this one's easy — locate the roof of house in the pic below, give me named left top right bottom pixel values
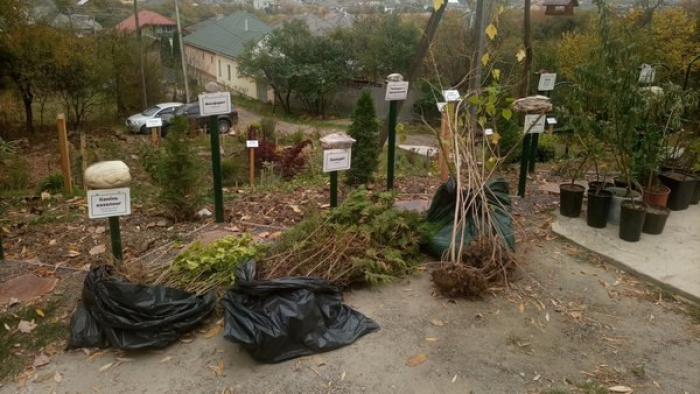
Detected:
left=183, top=12, right=271, bottom=59
left=52, top=14, right=103, bottom=31
left=276, top=12, right=354, bottom=35
left=185, top=14, right=226, bottom=34
left=115, top=10, right=175, bottom=32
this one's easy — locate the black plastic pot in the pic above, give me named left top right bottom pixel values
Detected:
left=659, top=171, right=697, bottom=211
left=587, top=181, right=614, bottom=195
left=642, top=205, right=670, bottom=235
left=586, top=189, right=613, bottom=228
left=619, top=201, right=647, bottom=242
left=614, top=176, right=639, bottom=191
left=560, top=183, right=586, bottom=218
left=690, top=176, right=700, bottom=205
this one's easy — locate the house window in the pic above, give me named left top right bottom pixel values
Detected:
left=218, top=59, right=221, bottom=77
left=227, top=65, right=231, bottom=81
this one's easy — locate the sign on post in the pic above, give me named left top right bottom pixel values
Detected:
left=385, top=81, right=409, bottom=101
left=436, top=102, right=447, bottom=113
left=638, top=64, right=656, bottom=84
left=524, top=114, right=546, bottom=134
left=323, top=149, right=352, bottom=173
left=442, top=90, right=460, bottom=102
left=146, top=118, right=162, bottom=128
left=537, top=73, right=557, bottom=91
left=246, top=140, right=259, bottom=148
left=87, top=188, right=131, bottom=219
left=198, top=92, right=232, bottom=116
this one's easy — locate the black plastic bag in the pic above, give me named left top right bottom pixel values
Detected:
left=68, top=265, right=215, bottom=350
left=68, top=302, right=107, bottom=349
left=221, top=260, right=380, bottom=363
left=425, top=177, right=515, bottom=258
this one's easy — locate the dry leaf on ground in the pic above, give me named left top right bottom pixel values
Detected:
left=33, top=354, right=50, bottom=367
left=608, top=386, right=633, bottom=393
left=430, top=319, right=444, bottom=326
left=406, top=354, right=427, bottom=367
left=98, top=362, right=114, bottom=373
left=89, top=245, right=106, bottom=256
left=18, top=320, right=37, bottom=333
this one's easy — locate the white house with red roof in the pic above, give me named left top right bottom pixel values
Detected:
left=115, top=10, right=176, bottom=38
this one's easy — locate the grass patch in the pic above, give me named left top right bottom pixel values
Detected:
left=0, top=303, right=67, bottom=381
left=576, top=381, right=607, bottom=394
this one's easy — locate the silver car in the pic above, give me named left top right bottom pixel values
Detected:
left=125, top=102, right=184, bottom=134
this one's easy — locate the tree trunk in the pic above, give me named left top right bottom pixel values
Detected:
left=21, top=90, right=34, bottom=133
left=378, top=1, right=447, bottom=147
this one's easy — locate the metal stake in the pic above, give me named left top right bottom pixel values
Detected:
left=108, top=216, right=122, bottom=260
left=387, top=100, right=398, bottom=190
left=210, top=115, right=224, bottom=223
left=330, top=171, right=338, bottom=208
left=518, top=134, right=532, bottom=197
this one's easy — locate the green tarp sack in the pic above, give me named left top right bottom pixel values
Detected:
left=424, top=177, right=515, bottom=258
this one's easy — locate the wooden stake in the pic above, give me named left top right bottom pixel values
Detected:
left=151, top=127, right=161, bottom=148
left=249, top=148, right=255, bottom=188
left=56, top=114, right=72, bottom=194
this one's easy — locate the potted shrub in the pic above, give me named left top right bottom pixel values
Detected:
left=579, top=135, right=613, bottom=228
left=558, top=150, right=589, bottom=218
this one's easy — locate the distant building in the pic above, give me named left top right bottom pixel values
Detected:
left=254, top=0, right=274, bottom=10
left=52, top=13, right=102, bottom=36
left=115, top=9, right=176, bottom=38
left=184, top=12, right=273, bottom=102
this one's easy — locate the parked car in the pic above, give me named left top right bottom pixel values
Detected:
left=161, top=102, right=238, bottom=136
left=125, top=102, right=184, bottom=134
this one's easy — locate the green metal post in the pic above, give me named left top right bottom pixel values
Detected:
left=108, top=216, right=122, bottom=261
left=528, top=133, right=540, bottom=173
left=387, top=101, right=398, bottom=190
left=517, top=134, right=532, bottom=197
left=330, top=171, right=338, bottom=208
left=210, top=115, right=224, bottom=223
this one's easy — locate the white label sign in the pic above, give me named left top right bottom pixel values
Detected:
left=537, top=73, right=557, bottom=91
left=524, top=114, right=546, bottom=134
left=323, top=149, right=352, bottom=172
left=436, top=102, right=447, bottom=113
left=146, top=118, right=162, bottom=128
left=442, top=90, right=460, bottom=102
left=546, top=117, right=557, bottom=125
left=484, top=128, right=494, bottom=136
left=198, top=92, right=232, bottom=116
left=87, top=188, right=131, bottom=219
left=639, top=64, right=656, bottom=84
left=246, top=140, right=259, bottom=148
left=385, top=81, right=409, bottom=101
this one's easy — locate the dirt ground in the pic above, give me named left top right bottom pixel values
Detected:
left=2, top=227, right=699, bottom=394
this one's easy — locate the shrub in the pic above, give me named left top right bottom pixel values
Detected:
left=498, top=117, right=522, bottom=163
left=152, top=116, right=204, bottom=220
left=37, top=173, right=63, bottom=193
left=346, top=90, right=380, bottom=186
left=221, top=157, right=243, bottom=185
left=536, top=133, right=559, bottom=162
left=0, top=155, right=29, bottom=191
left=260, top=117, right=276, bottom=142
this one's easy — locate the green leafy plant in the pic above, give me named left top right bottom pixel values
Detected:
left=260, top=188, right=434, bottom=287
left=221, top=157, right=243, bottom=185
left=345, top=90, right=380, bottom=186
left=37, top=173, right=63, bottom=193
left=260, top=117, right=276, bottom=142
left=151, top=116, right=204, bottom=220
left=0, top=155, right=29, bottom=192
left=156, top=235, right=263, bottom=294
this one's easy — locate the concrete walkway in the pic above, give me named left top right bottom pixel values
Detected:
left=552, top=204, right=700, bottom=304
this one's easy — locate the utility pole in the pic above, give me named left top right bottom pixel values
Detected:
left=175, top=0, right=190, bottom=102
left=133, top=0, right=148, bottom=108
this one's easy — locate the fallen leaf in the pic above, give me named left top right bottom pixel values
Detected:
left=204, top=325, right=221, bottom=339
left=608, top=386, right=633, bottom=393
left=54, top=372, right=62, bottom=383
left=89, top=245, right=106, bottom=256
left=18, top=320, right=37, bottom=333
left=652, top=380, right=660, bottom=389
left=289, top=204, right=302, bottom=213
left=98, top=362, right=114, bottom=373
left=430, top=319, right=444, bottom=326
left=49, top=239, right=57, bottom=246
left=41, top=191, right=51, bottom=201
left=156, top=220, right=167, bottom=227
left=4, top=323, right=11, bottom=331
left=160, top=356, right=173, bottom=363
left=36, top=309, right=45, bottom=317
left=405, top=354, right=427, bottom=367
left=533, top=374, right=541, bottom=381
left=518, top=302, right=525, bottom=314
left=33, top=354, right=50, bottom=367
left=425, top=337, right=438, bottom=342
left=341, top=371, right=346, bottom=381
left=545, top=313, right=550, bottom=322
left=452, top=374, right=458, bottom=383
